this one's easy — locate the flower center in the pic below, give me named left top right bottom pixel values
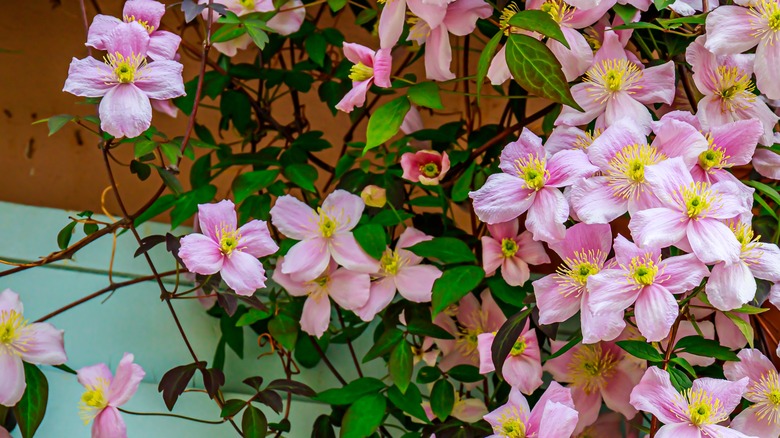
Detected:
left=605, top=143, right=666, bottom=199
left=680, top=388, right=728, bottom=427
left=420, top=162, right=440, bottom=178
left=698, top=148, right=726, bottom=171
left=380, top=250, right=402, bottom=276
left=317, top=208, right=339, bottom=238
left=456, top=326, right=481, bottom=357
left=514, top=155, right=548, bottom=191
left=349, top=62, right=374, bottom=82
left=715, top=66, right=755, bottom=111
left=501, top=238, right=518, bottom=258
left=731, top=222, right=761, bottom=255
left=217, top=224, right=241, bottom=256
left=568, top=345, right=618, bottom=394
left=556, top=250, right=606, bottom=297
left=752, top=0, right=780, bottom=33
left=239, top=0, right=256, bottom=9
left=492, top=406, right=527, bottom=438
left=509, top=337, right=527, bottom=356
left=105, top=52, right=146, bottom=84
left=584, top=59, right=644, bottom=103
left=0, top=310, right=27, bottom=349
left=539, top=0, right=573, bottom=24
left=674, top=182, right=717, bottom=219
left=746, top=371, right=780, bottom=425
left=628, top=255, right=659, bottom=286
left=79, top=379, right=110, bottom=425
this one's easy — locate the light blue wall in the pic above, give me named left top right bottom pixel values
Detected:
left=0, top=201, right=382, bottom=437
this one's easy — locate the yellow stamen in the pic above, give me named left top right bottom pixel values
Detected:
left=509, top=336, right=527, bottom=356
left=540, top=0, right=573, bottom=24
left=698, top=135, right=730, bottom=171
left=605, top=143, right=666, bottom=199
left=555, top=250, right=606, bottom=297
left=750, top=0, right=780, bottom=40
left=79, top=378, right=110, bottom=425
left=584, top=59, right=644, bottom=103
left=104, top=52, right=146, bottom=84
left=678, top=388, right=729, bottom=427
left=627, top=255, right=659, bottom=286
left=713, top=66, right=755, bottom=112
left=573, top=129, right=601, bottom=151
left=568, top=344, right=618, bottom=394
left=124, top=15, right=154, bottom=32
left=0, top=310, right=28, bottom=354
left=239, top=0, right=256, bottom=10
left=349, top=62, right=374, bottom=82
left=493, top=407, right=528, bottom=438
left=513, top=155, right=548, bottom=191
left=317, top=208, right=339, bottom=238
left=746, top=371, right=780, bottom=425
left=501, top=238, right=518, bottom=258
left=673, top=182, right=718, bottom=219
left=499, top=3, right=520, bottom=35
left=420, top=162, right=440, bottom=178
left=380, top=249, right=402, bottom=275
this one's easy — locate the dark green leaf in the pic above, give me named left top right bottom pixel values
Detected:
left=266, top=379, right=317, bottom=397
left=170, top=185, right=218, bottom=229
left=416, top=366, right=442, bottom=384
left=13, top=363, right=48, bottom=438
left=476, top=32, right=503, bottom=105
left=155, top=166, right=184, bottom=196
left=491, top=307, right=532, bottom=380
left=669, top=367, right=693, bottom=391
left=190, top=154, right=212, bottom=189
left=160, top=142, right=181, bottom=164
left=363, top=328, right=404, bottom=362
left=407, top=82, right=443, bottom=110
left=245, top=20, right=269, bottom=49
left=370, top=210, right=414, bottom=226
left=211, top=23, right=247, bottom=42
left=134, top=194, right=177, bottom=227
left=447, top=365, right=482, bottom=383
left=616, top=340, right=664, bottom=362
left=389, top=341, right=413, bottom=393
left=312, top=415, right=337, bottom=438
left=486, top=276, right=528, bottom=308
left=83, top=222, right=99, bottom=235
left=452, top=162, right=476, bottom=202
left=744, top=180, right=780, bottom=205
left=508, top=10, right=568, bottom=48
left=236, top=308, right=273, bottom=326
left=57, top=221, right=77, bottom=250
left=612, top=4, right=637, bottom=26
left=674, top=336, right=740, bottom=361
left=431, top=267, right=485, bottom=316
left=340, top=394, right=386, bottom=438
left=387, top=384, right=429, bottom=423
left=407, top=237, right=476, bottom=264
left=327, top=0, right=347, bottom=11
left=284, top=163, right=318, bottom=193
left=654, top=0, right=675, bottom=11
left=221, top=399, right=246, bottom=418
left=233, top=170, right=280, bottom=203
left=46, top=114, right=75, bottom=136
left=353, top=224, right=386, bottom=260
left=670, top=357, right=697, bottom=378
left=365, top=96, right=411, bottom=152
left=268, top=314, right=299, bottom=350
left=134, top=140, right=158, bottom=159
left=306, top=33, right=328, bottom=67
left=315, top=378, right=386, bottom=405
left=505, top=33, right=580, bottom=110
left=242, top=405, right=268, bottom=438
left=406, top=319, right=454, bottom=339
left=430, top=380, right=454, bottom=421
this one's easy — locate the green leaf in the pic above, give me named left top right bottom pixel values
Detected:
left=57, top=221, right=77, bottom=250
left=406, top=319, right=454, bottom=339
left=670, top=357, right=697, bottom=378
left=486, top=276, right=528, bottom=308
left=236, top=308, right=273, bottom=327
left=155, top=166, right=184, bottom=196
left=340, top=394, right=386, bottom=438
left=406, top=237, right=476, bottom=264
left=284, top=163, right=318, bottom=193
left=430, top=380, right=454, bottom=421
left=245, top=20, right=269, bottom=49
left=389, top=340, right=413, bottom=393
left=211, top=23, right=247, bottom=42
left=83, top=222, right=99, bottom=235
left=170, top=184, right=218, bottom=229
left=363, top=328, right=404, bottom=363
left=306, top=33, right=328, bottom=67
left=431, top=266, right=485, bottom=315
left=370, top=210, right=413, bottom=226
left=616, top=340, right=664, bottom=362
left=505, top=33, right=580, bottom=110
left=387, top=384, right=429, bottom=423
left=447, top=365, right=482, bottom=383
left=476, top=32, right=503, bottom=105
left=754, top=192, right=779, bottom=220
left=312, top=415, right=337, bottom=438
left=327, top=0, right=347, bottom=11
left=364, top=96, right=411, bottom=152
left=221, top=399, right=246, bottom=418
left=452, top=162, right=476, bottom=202
left=242, top=405, right=268, bottom=438
left=669, top=367, right=693, bottom=391
left=335, top=154, right=357, bottom=179
left=316, top=378, right=386, bottom=405
left=268, top=314, right=299, bottom=350
left=416, top=366, right=442, bottom=384
left=732, top=303, right=769, bottom=314
left=507, top=10, right=568, bottom=48
left=724, top=311, right=755, bottom=348
left=13, top=363, right=49, bottom=438
left=744, top=180, right=780, bottom=205
left=491, top=307, right=532, bottom=380
left=232, top=170, right=280, bottom=203
left=674, top=336, right=740, bottom=361
left=612, top=4, right=637, bottom=25
left=47, top=114, right=75, bottom=136
left=353, top=224, right=387, bottom=260
left=407, top=82, right=443, bottom=110
left=354, top=8, right=377, bottom=25
left=654, top=0, right=676, bottom=11
left=134, top=140, right=158, bottom=158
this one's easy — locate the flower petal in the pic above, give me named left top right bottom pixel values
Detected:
left=300, top=295, right=331, bottom=338
left=86, top=15, right=122, bottom=50
left=0, top=354, right=25, bottom=406
left=267, top=0, right=305, bottom=35
left=395, top=264, right=441, bottom=302
left=237, top=220, right=278, bottom=258
left=628, top=208, right=688, bottom=250
left=470, top=173, right=536, bottom=224
left=570, top=176, right=628, bottom=224
left=280, top=238, right=330, bottom=282
left=322, top=190, right=365, bottom=233
left=630, top=367, right=688, bottom=424
left=526, top=188, right=568, bottom=243
left=327, top=269, right=371, bottom=310
left=687, top=218, right=742, bottom=265
left=635, top=284, right=678, bottom=342
left=330, top=233, right=379, bottom=274
left=198, top=199, right=237, bottom=241
left=706, top=261, right=756, bottom=311
left=704, top=6, right=758, bottom=54
left=587, top=269, right=641, bottom=314
left=107, top=353, right=145, bottom=406
left=691, top=376, right=748, bottom=415
left=104, top=22, right=151, bottom=58
left=134, top=60, right=185, bottom=100
left=98, top=84, right=152, bottom=138
left=178, top=234, right=224, bottom=275
left=17, top=323, right=67, bottom=365
left=657, top=253, right=709, bottom=294
left=354, top=277, right=396, bottom=322
left=93, top=406, right=127, bottom=438
left=63, top=57, right=115, bottom=97
left=0, top=289, right=23, bottom=314
left=221, top=251, right=267, bottom=296
left=270, top=195, right=319, bottom=240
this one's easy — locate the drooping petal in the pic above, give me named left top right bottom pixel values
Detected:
left=98, top=84, right=152, bottom=138
left=17, top=323, right=67, bottom=365
left=525, top=188, right=568, bottom=243
left=687, top=218, right=742, bottom=265
left=335, top=80, right=371, bottom=113
left=270, top=195, right=319, bottom=240
left=220, top=251, right=267, bottom=296
left=0, top=354, right=25, bottom=406
left=134, top=60, right=185, bottom=100
left=329, top=233, right=379, bottom=274
left=442, top=0, right=491, bottom=35
left=150, top=99, right=178, bottom=117
left=354, top=277, right=397, bottom=321
left=706, top=261, right=756, bottom=311
left=482, top=237, right=503, bottom=276
left=178, top=234, right=225, bottom=275
left=423, top=25, right=455, bottom=81
left=469, top=173, right=536, bottom=224
left=629, top=367, right=688, bottom=424
left=634, top=284, right=678, bottom=342
left=107, top=353, right=145, bottom=406
left=715, top=311, right=749, bottom=350
left=704, top=6, right=758, bottom=55
left=322, top=190, right=365, bottom=232
left=147, top=30, right=182, bottom=61
left=280, top=238, right=330, bottom=282
left=503, top=351, right=544, bottom=395
left=237, top=220, right=278, bottom=258
left=77, top=363, right=114, bottom=388
left=327, top=269, right=371, bottom=310
left=92, top=406, right=127, bottom=438
left=487, top=45, right=511, bottom=85
left=395, top=264, right=441, bottom=302
left=657, top=253, right=709, bottom=294
left=501, top=256, right=531, bottom=287
left=300, top=295, right=331, bottom=338
left=476, top=332, right=496, bottom=374
left=63, top=57, right=115, bottom=97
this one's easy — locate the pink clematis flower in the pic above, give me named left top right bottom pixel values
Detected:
left=484, top=383, right=579, bottom=438
left=705, top=1, right=780, bottom=101
left=178, top=200, right=279, bottom=296
left=0, top=289, right=67, bottom=406
left=556, top=30, right=676, bottom=132
left=77, top=353, right=145, bottom=438
left=706, top=221, right=780, bottom=311
left=588, top=235, right=709, bottom=342
left=355, top=227, right=442, bottom=321
left=686, top=36, right=778, bottom=146
left=630, top=366, right=751, bottom=438
left=400, top=150, right=450, bottom=186
left=481, top=219, right=550, bottom=286
left=270, top=190, right=380, bottom=281
left=532, top=223, right=627, bottom=343
left=377, top=0, right=448, bottom=49
left=753, top=148, right=780, bottom=180
left=406, top=0, right=493, bottom=81
left=629, top=157, right=750, bottom=265
left=266, top=0, right=306, bottom=35
left=335, top=43, right=392, bottom=113
left=476, top=320, right=543, bottom=395
left=544, top=125, right=601, bottom=155
left=570, top=116, right=708, bottom=224
left=63, top=22, right=185, bottom=138
left=273, top=259, right=370, bottom=337
left=86, top=0, right=182, bottom=61
left=469, top=128, right=598, bottom=242
left=546, top=341, right=641, bottom=430
left=433, top=290, right=506, bottom=371
left=724, top=348, right=780, bottom=437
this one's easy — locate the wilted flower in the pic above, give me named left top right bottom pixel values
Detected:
left=360, top=185, right=387, bottom=208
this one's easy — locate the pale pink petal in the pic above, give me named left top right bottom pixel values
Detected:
left=487, top=45, right=511, bottom=85
left=533, top=275, right=581, bottom=324
left=355, top=277, right=396, bottom=321
left=544, top=340, right=577, bottom=381
left=78, top=363, right=114, bottom=388
left=633, top=61, right=676, bottom=105
left=124, top=0, right=166, bottom=31
left=753, top=149, right=780, bottom=179
left=644, top=157, right=694, bottom=207
left=482, top=237, right=503, bottom=276
left=537, top=401, right=579, bottom=438
left=335, top=80, right=371, bottom=113
left=147, top=31, right=182, bottom=61
left=330, top=233, right=379, bottom=273
left=571, top=386, right=602, bottom=431
left=271, top=262, right=309, bottom=296
left=280, top=238, right=330, bottom=281
left=545, top=125, right=588, bottom=155
left=93, top=406, right=127, bottom=438
left=481, top=290, right=507, bottom=332
left=395, top=264, right=440, bottom=302
left=221, top=251, right=267, bottom=296
left=341, top=42, right=375, bottom=65
left=545, top=149, right=598, bottom=187
left=635, top=284, right=678, bottom=342
left=657, top=253, right=709, bottom=294
left=655, top=423, right=704, bottom=438
left=407, top=0, right=448, bottom=29
left=587, top=269, right=641, bottom=314
left=580, top=300, right=626, bottom=344
left=526, top=188, right=568, bottom=243
left=612, top=234, right=656, bottom=266
left=327, top=268, right=370, bottom=310
left=549, top=27, right=593, bottom=82
left=86, top=15, right=122, bottom=50
left=150, top=99, right=178, bottom=117
left=715, top=311, right=749, bottom=350
left=486, top=220, right=519, bottom=241
left=691, top=376, right=748, bottom=414
left=750, top=242, right=780, bottom=281
left=267, top=0, right=305, bottom=35
left=63, top=57, right=115, bottom=97
left=503, top=352, right=543, bottom=395
left=378, top=0, right=407, bottom=48
left=704, top=6, right=758, bottom=54
left=604, top=92, right=654, bottom=130
left=755, top=38, right=780, bottom=100
left=300, top=295, right=331, bottom=337
left=0, top=426, right=10, bottom=438
left=0, top=354, right=25, bottom=406
left=706, top=261, right=756, bottom=311
left=0, top=289, right=23, bottom=314
left=452, top=398, right=488, bottom=422
left=587, top=118, right=648, bottom=169
left=651, top=117, right=709, bottom=168
left=629, top=367, right=688, bottom=424
left=372, top=48, right=393, bottom=88
left=570, top=177, right=628, bottom=224
left=470, top=173, right=536, bottom=224
left=442, top=0, right=491, bottom=35
left=212, top=33, right=252, bottom=57
left=270, top=195, right=319, bottom=240
left=198, top=199, right=237, bottom=241
left=710, top=119, right=762, bottom=166
left=556, top=83, right=607, bottom=127
left=476, top=332, right=495, bottom=374
left=629, top=208, right=688, bottom=250
left=424, top=25, right=454, bottom=81
left=516, top=231, right=550, bottom=265
left=397, top=227, right=433, bottom=265
left=237, top=220, right=278, bottom=258
left=501, top=256, right=531, bottom=287
left=499, top=129, right=545, bottom=173
left=322, top=191, right=365, bottom=232
left=687, top=219, right=742, bottom=265
left=134, top=60, right=185, bottom=100
left=724, top=348, right=776, bottom=384
left=17, top=323, right=67, bottom=365
left=107, top=353, right=145, bottom=406
left=104, top=22, right=151, bottom=58
left=593, top=30, right=628, bottom=65
left=178, top=234, right=225, bottom=275
left=99, top=84, right=152, bottom=138
left=730, top=408, right=780, bottom=438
